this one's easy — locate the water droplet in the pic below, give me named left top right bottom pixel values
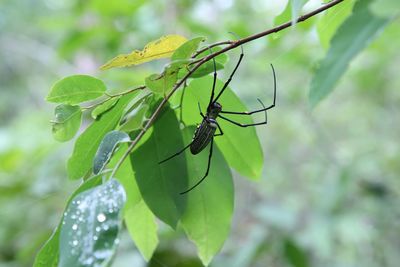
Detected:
left=97, top=213, right=106, bottom=222
left=72, top=224, right=78, bottom=230
left=102, top=224, right=109, bottom=231
left=93, top=235, right=98, bottom=241
left=71, top=214, right=77, bottom=220
left=114, top=238, right=120, bottom=245
left=72, top=240, right=78, bottom=246
left=95, top=226, right=101, bottom=232
left=63, top=212, right=68, bottom=216
left=76, top=200, right=81, bottom=204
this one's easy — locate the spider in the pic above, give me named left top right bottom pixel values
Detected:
left=160, top=43, right=277, bottom=194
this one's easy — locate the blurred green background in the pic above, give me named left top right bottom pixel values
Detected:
left=1, top=0, right=399, bottom=266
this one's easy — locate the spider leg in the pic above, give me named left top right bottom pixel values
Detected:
left=214, top=121, right=224, bottom=136
left=218, top=98, right=268, bottom=127
left=198, top=102, right=205, bottom=119
left=220, top=64, right=276, bottom=115
left=180, top=138, right=214, bottom=194
left=158, top=142, right=192, bottom=164
left=208, top=47, right=218, bottom=107
left=213, top=41, right=244, bottom=103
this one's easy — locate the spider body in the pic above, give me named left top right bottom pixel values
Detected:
left=190, top=102, right=222, bottom=155
left=160, top=41, right=277, bottom=194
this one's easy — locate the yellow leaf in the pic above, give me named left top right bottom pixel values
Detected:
left=100, top=34, right=187, bottom=70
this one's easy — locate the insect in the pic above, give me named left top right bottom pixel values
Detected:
left=160, top=43, right=277, bottom=194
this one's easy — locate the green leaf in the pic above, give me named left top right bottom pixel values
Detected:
left=180, top=76, right=264, bottom=179
left=59, top=178, right=126, bottom=267
left=51, top=104, right=82, bottom=142
left=370, top=0, right=400, bottom=17
left=179, top=46, right=228, bottom=78
left=100, top=34, right=187, bottom=70
left=171, top=36, right=205, bottom=60
left=145, top=60, right=191, bottom=95
left=145, top=72, right=177, bottom=96
left=91, top=97, right=120, bottom=119
left=309, top=0, right=390, bottom=107
left=125, top=200, right=158, bottom=261
left=119, top=101, right=149, bottom=132
left=284, top=239, right=309, bottom=267
left=113, top=146, right=159, bottom=261
left=93, top=130, right=130, bottom=175
left=317, top=0, right=355, bottom=49
left=130, top=105, right=188, bottom=228
left=46, top=75, right=106, bottom=105
left=33, top=176, right=103, bottom=267
left=67, top=93, right=136, bottom=180
left=180, top=127, right=233, bottom=266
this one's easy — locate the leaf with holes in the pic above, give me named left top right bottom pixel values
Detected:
left=100, top=34, right=187, bottom=70
left=180, top=127, right=234, bottom=266
left=59, top=178, right=126, bottom=267
left=52, top=104, right=82, bottom=142
left=46, top=75, right=106, bottom=105
left=93, top=130, right=130, bottom=175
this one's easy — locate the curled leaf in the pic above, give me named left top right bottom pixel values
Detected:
left=93, top=130, right=131, bottom=174
left=52, top=104, right=82, bottom=142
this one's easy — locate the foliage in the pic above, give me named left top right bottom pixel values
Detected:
left=1, top=0, right=400, bottom=267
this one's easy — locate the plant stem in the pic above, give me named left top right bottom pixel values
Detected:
left=82, top=85, right=146, bottom=110
left=110, top=0, right=345, bottom=178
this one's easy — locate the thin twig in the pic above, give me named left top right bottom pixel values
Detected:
left=110, top=0, right=345, bottom=177
left=82, top=85, right=146, bottom=110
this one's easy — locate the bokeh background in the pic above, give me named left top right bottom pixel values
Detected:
left=1, top=0, right=399, bottom=266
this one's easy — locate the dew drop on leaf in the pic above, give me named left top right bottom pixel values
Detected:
left=97, top=213, right=106, bottom=222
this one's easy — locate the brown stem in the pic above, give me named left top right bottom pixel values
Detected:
left=110, top=0, right=345, bottom=178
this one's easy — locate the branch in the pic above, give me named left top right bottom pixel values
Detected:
left=110, top=0, right=345, bottom=178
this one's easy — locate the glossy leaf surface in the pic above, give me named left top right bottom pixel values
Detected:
left=59, top=178, right=126, bottom=267
left=33, top=176, right=103, bottom=267
left=93, top=130, right=130, bottom=174
left=46, top=75, right=106, bottom=105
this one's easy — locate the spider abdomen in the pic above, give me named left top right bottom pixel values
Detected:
left=190, top=119, right=217, bottom=155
